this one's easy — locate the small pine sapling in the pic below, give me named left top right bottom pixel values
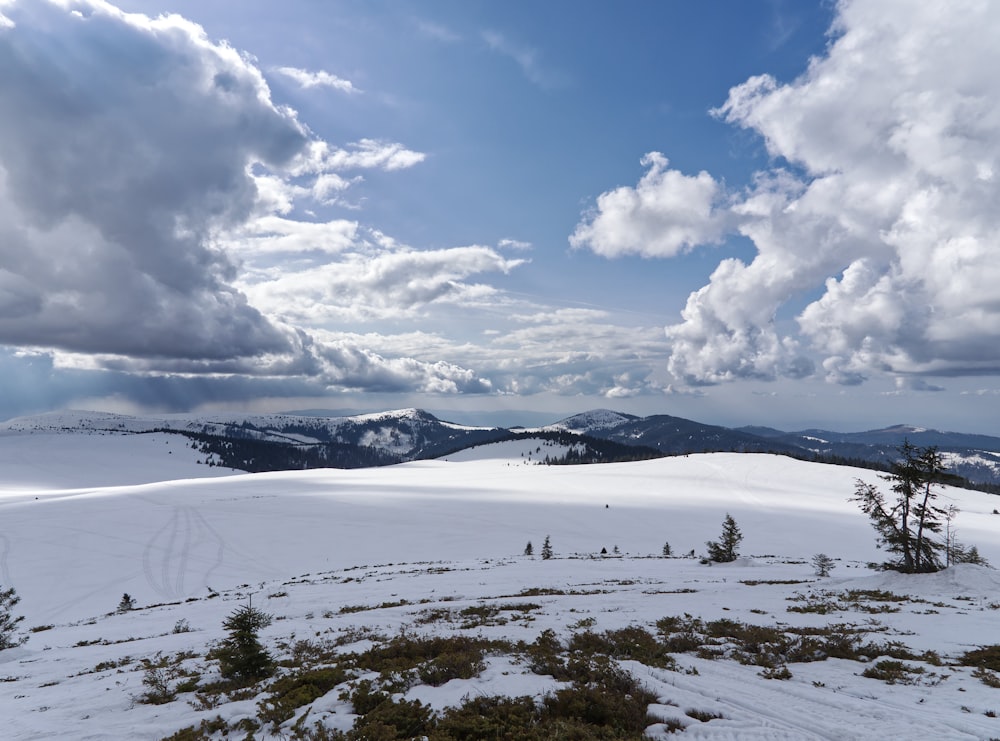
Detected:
left=215, top=602, right=274, bottom=683
left=541, top=535, right=553, bottom=560
left=662, top=542, right=672, bottom=558
left=524, top=541, right=534, bottom=557
left=118, top=593, right=137, bottom=613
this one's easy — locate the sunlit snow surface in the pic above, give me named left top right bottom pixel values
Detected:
left=2, top=438, right=1000, bottom=739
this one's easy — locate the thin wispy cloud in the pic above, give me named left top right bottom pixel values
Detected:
left=482, top=30, right=567, bottom=89
left=415, top=19, right=460, bottom=43
left=273, top=66, right=358, bottom=93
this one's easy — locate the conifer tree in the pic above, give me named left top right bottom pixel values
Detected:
left=524, top=541, right=533, bottom=556
left=541, top=535, right=553, bottom=560
left=0, top=586, right=26, bottom=650
left=705, top=513, right=742, bottom=563
left=811, top=553, right=836, bottom=577
left=215, top=602, right=273, bottom=682
left=851, top=442, right=952, bottom=573
left=662, top=542, right=672, bottom=557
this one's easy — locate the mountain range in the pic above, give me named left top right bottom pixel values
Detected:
left=2, top=407, right=999, bottom=488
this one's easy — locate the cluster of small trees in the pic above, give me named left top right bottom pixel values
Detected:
left=521, top=515, right=747, bottom=563
left=518, top=443, right=987, bottom=576
left=524, top=536, right=554, bottom=559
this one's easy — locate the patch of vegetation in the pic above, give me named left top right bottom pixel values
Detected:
left=568, top=626, right=677, bottom=670
left=972, top=667, right=1000, bottom=689
left=759, top=664, right=793, bottom=679
left=861, top=659, right=925, bottom=684
left=350, top=696, right=434, bottom=739
left=347, top=634, right=509, bottom=691
left=786, top=588, right=923, bottom=615
left=540, top=664, right=658, bottom=738
left=139, top=666, right=175, bottom=705
left=654, top=614, right=928, bottom=668
left=431, top=695, right=544, bottom=740
left=961, top=645, right=1000, bottom=672
left=339, top=599, right=412, bottom=614
left=160, top=715, right=228, bottom=741
left=258, top=666, right=351, bottom=726
left=686, top=708, right=726, bottom=722
left=82, top=656, right=134, bottom=675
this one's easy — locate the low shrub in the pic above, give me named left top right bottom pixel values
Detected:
left=258, top=666, right=350, bottom=726
left=861, top=659, right=925, bottom=684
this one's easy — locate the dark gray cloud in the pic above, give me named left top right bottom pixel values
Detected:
left=0, top=1, right=304, bottom=359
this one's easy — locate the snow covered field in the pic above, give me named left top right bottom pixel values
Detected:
left=2, top=440, right=1000, bottom=739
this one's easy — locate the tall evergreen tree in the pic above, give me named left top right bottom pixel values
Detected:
left=705, top=514, right=742, bottom=563
left=541, top=535, right=553, bottom=560
left=851, top=442, right=951, bottom=573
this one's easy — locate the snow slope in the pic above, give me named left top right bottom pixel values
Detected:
left=2, top=451, right=1000, bottom=739
left=0, top=431, right=238, bottom=489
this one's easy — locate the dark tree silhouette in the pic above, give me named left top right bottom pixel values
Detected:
left=706, top=514, right=742, bottom=563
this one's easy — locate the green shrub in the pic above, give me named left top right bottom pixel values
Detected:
left=525, top=629, right=565, bottom=677
left=345, top=679, right=390, bottom=715
left=417, top=648, right=486, bottom=686
left=350, top=697, right=433, bottom=739
left=432, top=696, right=540, bottom=740
left=972, top=666, right=1000, bottom=688
left=139, top=666, right=175, bottom=705
left=258, top=666, right=349, bottom=726
left=542, top=666, right=657, bottom=736
left=861, top=659, right=924, bottom=684
left=569, top=626, right=676, bottom=669
left=962, top=645, right=1000, bottom=672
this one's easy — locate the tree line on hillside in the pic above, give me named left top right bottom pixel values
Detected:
left=162, top=430, right=402, bottom=472
left=430, top=430, right=665, bottom=465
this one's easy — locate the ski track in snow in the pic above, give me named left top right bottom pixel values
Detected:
left=642, top=658, right=995, bottom=740
left=140, top=503, right=232, bottom=602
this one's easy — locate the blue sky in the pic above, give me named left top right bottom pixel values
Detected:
left=1, top=0, right=999, bottom=434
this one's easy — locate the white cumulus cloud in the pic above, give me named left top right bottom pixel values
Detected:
left=570, top=152, right=729, bottom=258
left=575, top=0, right=1000, bottom=387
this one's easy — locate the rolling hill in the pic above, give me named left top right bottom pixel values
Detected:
left=2, top=441, right=1000, bottom=739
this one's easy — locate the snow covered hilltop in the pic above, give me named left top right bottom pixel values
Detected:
left=2, top=443, right=1000, bottom=738
left=3, top=407, right=1000, bottom=487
